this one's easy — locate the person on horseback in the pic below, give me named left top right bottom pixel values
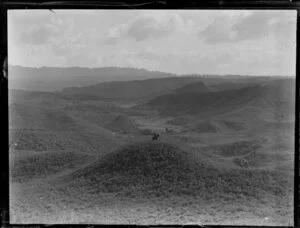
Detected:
left=152, top=132, right=160, bottom=141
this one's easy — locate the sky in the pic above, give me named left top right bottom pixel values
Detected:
left=8, top=10, right=297, bottom=76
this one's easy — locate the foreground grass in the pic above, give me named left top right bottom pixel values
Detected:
left=10, top=151, right=94, bottom=183
left=10, top=141, right=294, bottom=225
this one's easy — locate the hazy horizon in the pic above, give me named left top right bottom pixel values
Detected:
left=8, top=10, right=296, bottom=77
left=8, top=64, right=296, bottom=78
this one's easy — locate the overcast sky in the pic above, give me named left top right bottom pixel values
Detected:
left=8, top=10, right=296, bottom=76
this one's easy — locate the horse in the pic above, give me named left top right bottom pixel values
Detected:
left=152, top=133, right=160, bottom=141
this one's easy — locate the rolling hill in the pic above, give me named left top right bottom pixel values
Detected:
left=171, top=81, right=212, bottom=94
left=47, top=140, right=292, bottom=226
left=61, top=77, right=202, bottom=101
left=8, top=72, right=295, bottom=225
left=9, top=103, right=79, bottom=131
left=185, top=120, right=220, bottom=134
left=8, top=66, right=177, bottom=91
left=10, top=150, right=94, bottom=183
left=145, top=79, right=295, bottom=122
left=60, top=75, right=284, bottom=102
left=9, top=65, right=290, bottom=93
left=105, top=115, right=138, bottom=133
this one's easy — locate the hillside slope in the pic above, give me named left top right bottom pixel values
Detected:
left=9, top=66, right=177, bottom=91
left=172, top=81, right=211, bottom=94
left=9, top=103, right=79, bottom=131
left=56, top=141, right=292, bottom=198
left=61, top=77, right=202, bottom=101
left=105, top=115, right=138, bottom=133
left=145, top=79, right=295, bottom=121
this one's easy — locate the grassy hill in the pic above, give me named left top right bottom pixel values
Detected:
left=105, top=115, right=138, bottom=133
left=172, top=81, right=212, bottom=94
left=185, top=120, right=220, bottom=134
left=61, top=77, right=202, bottom=102
left=9, top=103, right=79, bottom=131
left=9, top=65, right=287, bottom=92
left=10, top=150, right=94, bottom=183
left=145, top=79, right=295, bottom=121
left=45, top=141, right=293, bottom=225
left=8, top=74, right=295, bottom=225
left=9, top=66, right=177, bottom=91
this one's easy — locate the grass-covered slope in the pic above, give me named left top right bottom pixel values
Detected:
left=10, top=151, right=93, bottom=183
left=9, top=103, right=79, bottom=131
left=105, top=115, right=138, bottom=133
left=55, top=141, right=292, bottom=203
left=145, top=79, right=295, bottom=121
left=172, top=81, right=212, bottom=94
left=62, top=77, right=201, bottom=101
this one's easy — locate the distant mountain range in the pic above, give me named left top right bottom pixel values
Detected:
left=8, top=65, right=290, bottom=92
left=8, top=65, right=177, bottom=91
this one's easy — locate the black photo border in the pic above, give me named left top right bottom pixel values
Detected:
left=0, top=1, right=299, bottom=227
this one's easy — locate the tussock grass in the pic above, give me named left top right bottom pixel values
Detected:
left=9, top=131, right=65, bottom=151
left=56, top=142, right=292, bottom=203
left=212, top=140, right=261, bottom=157
left=10, top=151, right=93, bottom=183
left=9, top=103, right=79, bottom=131
left=105, top=115, right=137, bottom=133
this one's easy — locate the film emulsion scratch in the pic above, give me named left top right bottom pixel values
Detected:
left=7, top=9, right=297, bottom=225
